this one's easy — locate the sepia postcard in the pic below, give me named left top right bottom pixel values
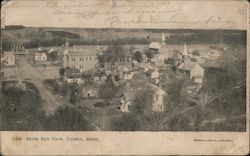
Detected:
left=0, top=0, right=249, bottom=155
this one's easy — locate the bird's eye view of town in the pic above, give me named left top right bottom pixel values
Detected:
left=0, top=26, right=246, bottom=131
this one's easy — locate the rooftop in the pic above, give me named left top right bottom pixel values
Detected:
left=65, top=68, right=81, bottom=75
left=3, top=51, right=15, bottom=56
left=178, top=61, right=198, bottom=71
left=149, top=42, right=161, bottom=50
left=68, top=49, right=97, bottom=56
left=34, top=51, right=46, bottom=56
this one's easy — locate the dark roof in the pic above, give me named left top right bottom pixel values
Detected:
left=178, top=61, right=197, bottom=71
left=65, top=68, right=81, bottom=75
left=66, top=75, right=82, bottom=78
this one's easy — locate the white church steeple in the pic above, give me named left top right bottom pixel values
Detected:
left=183, top=42, right=188, bottom=56
left=162, top=32, right=166, bottom=45
left=159, top=32, right=168, bottom=57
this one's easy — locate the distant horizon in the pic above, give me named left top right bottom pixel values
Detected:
left=2, top=25, right=247, bottom=32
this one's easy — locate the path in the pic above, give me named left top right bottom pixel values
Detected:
left=15, top=55, right=63, bottom=115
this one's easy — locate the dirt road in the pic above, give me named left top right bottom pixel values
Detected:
left=15, top=55, right=64, bottom=115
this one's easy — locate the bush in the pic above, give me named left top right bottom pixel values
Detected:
left=192, top=50, right=200, bottom=56
left=59, top=68, right=65, bottom=76
left=43, top=79, right=60, bottom=94
left=44, top=105, right=93, bottom=130
left=1, top=87, right=44, bottom=130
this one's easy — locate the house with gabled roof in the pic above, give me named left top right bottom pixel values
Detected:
left=93, top=71, right=107, bottom=82
left=119, top=82, right=166, bottom=113
left=35, top=51, right=47, bottom=61
left=150, top=85, right=166, bottom=112
left=1, top=51, right=15, bottom=66
left=149, top=42, right=161, bottom=52
left=120, top=83, right=135, bottom=112
left=64, top=68, right=84, bottom=85
left=63, top=41, right=98, bottom=72
left=177, top=61, right=204, bottom=84
left=146, top=69, right=159, bottom=79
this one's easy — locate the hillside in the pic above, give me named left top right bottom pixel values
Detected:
left=1, top=27, right=246, bottom=52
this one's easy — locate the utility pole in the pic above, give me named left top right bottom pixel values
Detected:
left=102, top=101, right=106, bottom=130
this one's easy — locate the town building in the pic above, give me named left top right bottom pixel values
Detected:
left=207, top=49, right=222, bottom=60
left=35, top=51, right=47, bottom=61
left=177, top=61, right=204, bottom=84
left=93, top=71, right=107, bottom=82
left=151, top=86, right=166, bottom=112
left=148, top=42, right=161, bottom=53
left=99, top=55, right=133, bottom=72
left=116, top=65, right=134, bottom=80
left=82, top=88, right=98, bottom=98
left=119, top=83, right=166, bottom=113
left=150, top=32, right=169, bottom=66
left=64, top=68, right=84, bottom=85
left=138, top=63, right=153, bottom=72
left=13, top=44, right=25, bottom=55
left=1, top=51, right=15, bottom=66
left=48, top=48, right=55, bottom=54
left=132, top=60, right=139, bottom=66
left=182, top=43, right=192, bottom=62
left=141, top=53, right=148, bottom=63
left=146, top=69, right=159, bottom=79
left=174, top=43, right=191, bottom=66
left=120, top=83, right=134, bottom=112
left=124, top=71, right=134, bottom=80
left=63, top=44, right=98, bottom=72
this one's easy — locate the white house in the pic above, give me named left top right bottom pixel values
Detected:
left=132, top=60, right=139, bottom=66
left=150, top=54, right=166, bottom=66
left=2, top=51, right=15, bottom=66
left=142, top=54, right=148, bottom=63
left=117, top=65, right=134, bottom=80
left=138, top=63, right=153, bottom=72
left=35, top=52, right=47, bottom=61
left=207, top=49, right=222, bottom=60
left=151, top=85, right=166, bottom=112
left=48, top=48, right=55, bottom=54
left=124, top=71, right=134, bottom=80
left=177, top=61, right=204, bottom=84
left=120, top=84, right=134, bottom=112
left=146, top=69, right=159, bottom=79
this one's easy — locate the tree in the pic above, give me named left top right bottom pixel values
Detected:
left=109, top=114, right=143, bottom=131
left=144, top=49, right=154, bottom=59
left=192, top=50, right=200, bottom=56
left=102, top=45, right=127, bottom=58
left=59, top=68, right=65, bottom=77
left=43, top=79, right=60, bottom=94
left=166, top=58, right=176, bottom=66
left=98, top=80, right=117, bottom=101
left=49, top=51, right=58, bottom=61
left=44, top=105, right=92, bottom=130
left=167, top=79, right=186, bottom=106
left=69, top=83, right=80, bottom=104
left=129, top=45, right=135, bottom=53
left=1, top=86, right=44, bottom=130
left=133, top=51, right=143, bottom=63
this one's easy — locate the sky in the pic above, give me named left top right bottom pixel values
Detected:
left=1, top=0, right=248, bottom=30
